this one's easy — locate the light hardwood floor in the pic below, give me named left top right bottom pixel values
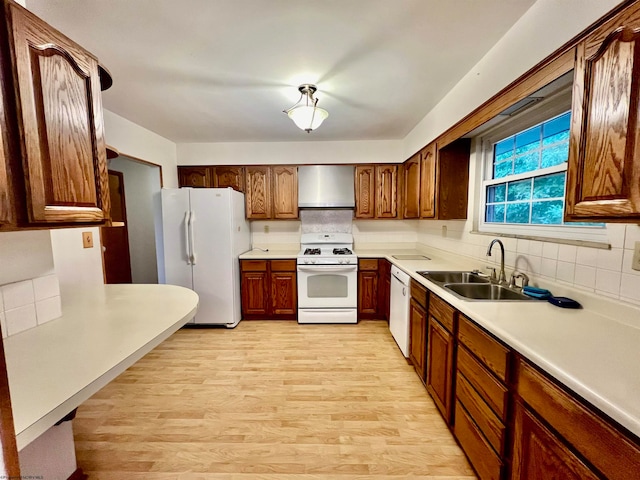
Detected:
left=74, top=320, right=476, bottom=479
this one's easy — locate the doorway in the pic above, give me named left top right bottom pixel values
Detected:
left=103, top=154, right=162, bottom=284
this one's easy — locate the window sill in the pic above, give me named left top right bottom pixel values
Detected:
left=469, top=230, right=611, bottom=250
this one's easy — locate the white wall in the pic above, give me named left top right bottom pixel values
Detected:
left=109, top=157, right=161, bottom=284
left=50, top=227, right=104, bottom=300
left=103, top=109, right=179, bottom=187
left=0, top=231, right=55, bottom=285
left=177, top=140, right=403, bottom=166
left=403, top=0, right=623, bottom=157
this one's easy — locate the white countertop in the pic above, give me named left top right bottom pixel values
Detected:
left=356, top=247, right=640, bottom=439
left=4, top=284, right=199, bottom=450
left=239, top=248, right=299, bottom=259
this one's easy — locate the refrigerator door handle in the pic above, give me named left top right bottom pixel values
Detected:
left=184, top=210, right=192, bottom=265
left=189, top=211, right=197, bottom=265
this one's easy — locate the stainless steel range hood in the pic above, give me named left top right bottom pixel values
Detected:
left=298, top=165, right=355, bottom=208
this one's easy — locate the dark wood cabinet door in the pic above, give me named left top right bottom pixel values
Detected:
left=403, top=154, right=421, bottom=218
left=178, top=166, right=213, bottom=188
left=375, top=164, right=397, bottom=218
left=420, top=143, right=436, bottom=218
left=358, top=271, right=379, bottom=318
left=566, top=29, right=640, bottom=221
left=427, top=316, right=455, bottom=423
left=272, top=166, right=298, bottom=219
left=409, top=297, right=427, bottom=380
left=511, top=401, right=599, bottom=480
left=240, top=271, right=269, bottom=317
left=0, top=66, right=16, bottom=226
left=213, top=166, right=244, bottom=192
left=436, top=139, right=470, bottom=220
left=355, top=165, right=375, bottom=218
left=270, top=271, right=297, bottom=317
left=378, top=259, right=391, bottom=321
left=245, top=166, right=272, bottom=219
left=8, top=3, right=110, bottom=224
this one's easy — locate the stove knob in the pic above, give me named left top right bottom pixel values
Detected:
left=338, top=259, right=344, bottom=264
left=311, top=259, right=316, bottom=264
left=304, top=259, right=309, bottom=264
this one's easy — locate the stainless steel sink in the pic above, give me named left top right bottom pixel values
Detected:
left=445, top=283, right=533, bottom=301
left=418, top=271, right=490, bottom=285
left=417, top=270, right=533, bottom=301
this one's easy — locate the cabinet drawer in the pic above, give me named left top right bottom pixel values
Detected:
left=240, top=260, right=268, bottom=271
left=517, top=359, right=640, bottom=480
left=410, top=279, right=427, bottom=308
left=270, top=259, right=296, bottom=271
left=454, top=401, right=503, bottom=480
left=429, top=293, right=455, bottom=332
left=456, top=372, right=505, bottom=456
left=458, top=346, right=508, bottom=420
left=359, top=258, right=379, bottom=271
left=458, top=315, right=510, bottom=382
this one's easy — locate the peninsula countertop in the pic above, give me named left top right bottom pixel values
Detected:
left=4, top=284, right=199, bottom=450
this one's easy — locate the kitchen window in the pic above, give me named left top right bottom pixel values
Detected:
left=477, top=93, right=606, bottom=243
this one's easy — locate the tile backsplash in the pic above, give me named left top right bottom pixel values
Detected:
left=0, top=274, right=62, bottom=338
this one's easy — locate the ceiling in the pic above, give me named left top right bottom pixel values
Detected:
left=26, top=0, right=536, bottom=143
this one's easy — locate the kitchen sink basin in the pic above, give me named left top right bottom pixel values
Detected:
left=418, top=271, right=490, bottom=285
left=445, top=283, right=533, bottom=301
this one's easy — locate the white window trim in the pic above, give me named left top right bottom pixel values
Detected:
left=474, top=90, right=609, bottom=245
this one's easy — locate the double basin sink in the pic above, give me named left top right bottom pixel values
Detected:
left=417, top=271, right=533, bottom=301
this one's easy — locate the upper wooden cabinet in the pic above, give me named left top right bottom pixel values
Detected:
left=355, top=164, right=398, bottom=219
left=178, top=166, right=213, bottom=188
left=0, top=1, right=110, bottom=228
left=419, top=144, right=436, bottom=218
left=245, top=166, right=272, bottom=219
left=271, top=166, right=298, bottom=219
left=566, top=24, right=640, bottom=221
left=402, top=153, right=421, bottom=218
left=401, top=140, right=469, bottom=220
left=213, top=166, right=244, bottom=192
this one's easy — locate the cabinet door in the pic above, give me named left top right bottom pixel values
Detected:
left=358, top=271, right=379, bottom=318
left=436, top=139, right=470, bottom=220
left=427, top=316, right=455, bottom=423
left=420, top=143, right=436, bottom=218
left=213, top=166, right=244, bottom=192
left=354, top=165, right=375, bottom=218
left=375, top=165, right=398, bottom=218
left=8, top=4, right=110, bottom=224
left=511, top=401, right=599, bottom=480
left=409, top=297, right=427, bottom=380
left=178, top=166, right=213, bottom=188
left=272, top=166, right=298, bottom=219
left=566, top=30, right=640, bottom=220
left=403, top=154, right=421, bottom=218
left=245, top=166, right=272, bottom=219
left=0, top=67, right=16, bottom=226
left=270, top=271, right=297, bottom=317
left=240, top=271, right=269, bottom=317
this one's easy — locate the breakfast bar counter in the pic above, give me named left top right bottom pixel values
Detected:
left=4, top=284, right=199, bottom=450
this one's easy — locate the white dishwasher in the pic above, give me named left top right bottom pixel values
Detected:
left=389, top=265, right=411, bottom=357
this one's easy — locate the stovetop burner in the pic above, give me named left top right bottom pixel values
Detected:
left=333, top=248, right=353, bottom=255
left=304, top=248, right=321, bottom=255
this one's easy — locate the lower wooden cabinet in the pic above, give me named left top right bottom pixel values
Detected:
left=409, top=279, right=427, bottom=381
left=357, top=258, right=391, bottom=320
left=511, top=400, right=598, bottom=480
left=426, top=293, right=457, bottom=424
left=240, top=259, right=296, bottom=320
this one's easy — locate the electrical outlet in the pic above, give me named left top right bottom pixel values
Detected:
left=632, top=241, right=640, bottom=271
left=82, top=231, right=94, bottom=248
left=264, top=224, right=270, bottom=234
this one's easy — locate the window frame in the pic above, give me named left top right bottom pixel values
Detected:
left=476, top=90, right=607, bottom=243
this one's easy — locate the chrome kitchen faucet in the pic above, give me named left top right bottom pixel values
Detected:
left=486, top=239, right=507, bottom=285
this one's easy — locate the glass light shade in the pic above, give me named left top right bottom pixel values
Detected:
left=288, top=105, right=329, bottom=131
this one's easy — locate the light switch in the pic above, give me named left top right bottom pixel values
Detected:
left=82, top=231, right=94, bottom=248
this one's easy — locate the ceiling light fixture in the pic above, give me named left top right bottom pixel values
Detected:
left=283, top=84, right=329, bottom=133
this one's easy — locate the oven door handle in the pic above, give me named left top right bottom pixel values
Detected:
left=297, top=265, right=357, bottom=273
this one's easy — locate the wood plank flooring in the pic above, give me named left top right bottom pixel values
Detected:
left=74, top=320, right=476, bottom=479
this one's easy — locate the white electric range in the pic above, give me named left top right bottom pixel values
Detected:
left=296, top=233, right=358, bottom=324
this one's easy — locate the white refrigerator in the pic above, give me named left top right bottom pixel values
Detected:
left=160, top=188, right=251, bottom=327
